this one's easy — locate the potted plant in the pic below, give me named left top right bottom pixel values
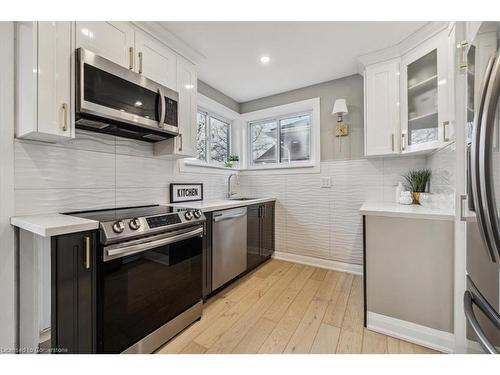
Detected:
left=225, top=154, right=240, bottom=168
left=403, top=169, right=432, bottom=205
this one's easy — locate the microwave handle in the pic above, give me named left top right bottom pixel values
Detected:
left=158, top=88, right=166, bottom=128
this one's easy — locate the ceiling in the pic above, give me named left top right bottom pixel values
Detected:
left=161, top=22, right=427, bottom=103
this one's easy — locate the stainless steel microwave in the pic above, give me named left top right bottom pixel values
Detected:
left=75, top=48, right=179, bottom=142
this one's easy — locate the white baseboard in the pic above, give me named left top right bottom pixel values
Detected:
left=367, top=311, right=455, bottom=353
left=272, top=251, right=363, bottom=275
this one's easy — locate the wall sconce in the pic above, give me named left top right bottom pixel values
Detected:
left=332, top=99, right=349, bottom=137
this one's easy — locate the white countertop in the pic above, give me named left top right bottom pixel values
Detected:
left=169, top=197, right=276, bottom=212
left=359, top=202, right=455, bottom=221
left=11, top=214, right=99, bottom=237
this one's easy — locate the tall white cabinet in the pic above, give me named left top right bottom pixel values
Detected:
left=16, top=22, right=75, bottom=142
left=16, top=21, right=198, bottom=158
left=364, top=59, right=401, bottom=156
left=361, top=23, right=455, bottom=157
left=154, top=56, right=197, bottom=158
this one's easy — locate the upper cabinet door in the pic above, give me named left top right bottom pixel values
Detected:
left=135, top=32, right=177, bottom=90
left=37, top=22, right=73, bottom=139
left=400, top=30, right=449, bottom=153
left=75, top=21, right=135, bottom=69
left=364, top=58, right=401, bottom=156
left=175, top=57, right=197, bottom=157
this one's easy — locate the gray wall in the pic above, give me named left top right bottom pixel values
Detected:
left=240, top=74, right=364, bottom=161
left=197, top=80, right=240, bottom=113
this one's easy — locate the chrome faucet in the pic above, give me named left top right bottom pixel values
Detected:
left=227, top=173, right=237, bottom=198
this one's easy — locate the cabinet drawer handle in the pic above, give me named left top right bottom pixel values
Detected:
left=84, top=236, right=91, bottom=269
left=128, top=47, right=134, bottom=70
left=62, top=103, right=68, bottom=131
left=138, top=51, right=143, bottom=74
left=443, top=121, right=450, bottom=142
left=391, top=133, right=395, bottom=152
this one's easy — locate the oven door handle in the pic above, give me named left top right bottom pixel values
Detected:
left=104, top=227, right=203, bottom=261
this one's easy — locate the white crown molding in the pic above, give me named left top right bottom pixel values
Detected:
left=133, top=22, right=206, bottom=65
left=357, top=21, right=450, bottom=71
left=367, top=311, right=455, bottom=353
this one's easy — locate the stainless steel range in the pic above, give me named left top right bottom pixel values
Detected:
left=68, top=204, right=206, bottom=354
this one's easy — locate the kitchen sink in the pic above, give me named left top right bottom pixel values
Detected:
left=229, top=197, right=258, bottom=201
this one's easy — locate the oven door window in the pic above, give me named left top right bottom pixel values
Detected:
left=84, top=63, right=161, bottom=121
left=100, top=234, right=202, bottom=353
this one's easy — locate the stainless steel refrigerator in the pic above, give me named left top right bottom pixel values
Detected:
left=466, top=21, right=500, bottom=354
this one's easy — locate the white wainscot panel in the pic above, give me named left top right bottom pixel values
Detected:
left=116, top=154, right=174, bottom=188
left=382, top=156, right=427, bottom=201
left=115, top=136, right=154, bottom=157
left=15, top=141, right=116, bottom=189
left=59, top=129, right=116, bottom=154
left=15, top=188, right=116, bottom=215
left=115, top=188, right=168, bottom=207
left=329, top=159, right=384, bottom=187
left=283, top=174, right=331, bottom=259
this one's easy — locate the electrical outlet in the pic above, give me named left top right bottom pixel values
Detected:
left=321, top=177, right=332, bottom=188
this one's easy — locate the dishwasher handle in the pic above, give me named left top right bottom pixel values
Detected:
left=213, top=211, right=247, bottom=222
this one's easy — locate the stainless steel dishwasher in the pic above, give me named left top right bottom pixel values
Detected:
left=212, top=207, right=247, bottom=290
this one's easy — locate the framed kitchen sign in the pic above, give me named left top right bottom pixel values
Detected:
left=169, top=183, right=204, bottom=203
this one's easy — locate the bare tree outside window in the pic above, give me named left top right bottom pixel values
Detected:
left=210, top=117, right=229, bottom=163
left=197, top=112, right=207, bottom=161
left=251, top=121, right=277, bottom=164
left=196, top=110, right=230, bottom=164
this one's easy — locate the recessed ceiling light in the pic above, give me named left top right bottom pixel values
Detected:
left=260, top=56, right=270, bottom=64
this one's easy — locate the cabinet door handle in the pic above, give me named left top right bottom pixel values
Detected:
left=443, top=121, right=450, bottom=142
left=179, top=133, right=183, bottom=151
left=128, top=47, right=134, bottom=70
left=138, top=51, right=143, bottom=74
left=401, top=133, right=406, bottom=151
left=62, top=103, right=68, bottom=131
left=460, top=194, right=467, bottom=222
left=391, top=134, right=395, bottom=152
left=84, top=236, right=91, bottom=270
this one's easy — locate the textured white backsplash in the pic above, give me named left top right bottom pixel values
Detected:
left=14, top=130, right=229, bottom=215
left=426, top=142, right=456, bottom=195
left=16, top=129, right=444, bottom=267
left=238, top=156, right=427, bottom=265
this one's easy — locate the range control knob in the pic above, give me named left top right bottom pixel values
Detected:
left=184, top=211, right=194, bottom=220
left=129, top=218, right=141, bottom=230
left=112, top=220, right=125, bottom=233
left=193, top=210, right=202, bottom=219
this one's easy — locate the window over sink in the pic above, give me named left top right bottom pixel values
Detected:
left=249, top=112, right=312, bottom=167
left=196, top=109, right=230, bottom=165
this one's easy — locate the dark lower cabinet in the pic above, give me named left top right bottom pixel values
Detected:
left=51, top=230, right=97, bottom=354
left=247, top=202, right=275, bottom=272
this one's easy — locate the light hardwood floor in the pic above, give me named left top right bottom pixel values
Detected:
left=157, top=259, right=439, bottom=354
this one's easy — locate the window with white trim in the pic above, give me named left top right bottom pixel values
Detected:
left=196, top=110, right=230, bottom=164
left=249, top=112, right=312, bottom=167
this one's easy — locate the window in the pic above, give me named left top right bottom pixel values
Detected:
left=197, top=110, right=230, bottom=164
left=249, top=113, right=311, bottom=166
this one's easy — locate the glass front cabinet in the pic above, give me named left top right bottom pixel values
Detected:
left=400, top=31, right=451, bottom=153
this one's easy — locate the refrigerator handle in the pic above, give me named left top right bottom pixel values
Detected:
left=464, top=291, right=499, bottom=354
left=471, top=52, right=499, bottom=263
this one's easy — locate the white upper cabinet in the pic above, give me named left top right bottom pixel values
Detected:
left=135, top=32, right=177, bottom=90
left=364, top=59, right=401, bottom=156
left=154, top=57, right=197, bottom=158
left=16, top=22, right=74, bottom=142
left=400, top=30, right=450, bottom=153
left=75, top=21, right=135, bottom=69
